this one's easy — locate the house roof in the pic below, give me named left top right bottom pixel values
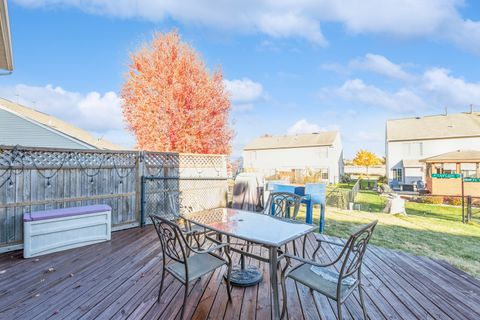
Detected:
left=244, top=132, right=338, bottom=151
left=421, top=150, right=480, bottom=163
left=0, top=97, right=125, bottom=150
left=0, top=0, right=13, bottom=72
left=386, top=112, right=480, bottom=142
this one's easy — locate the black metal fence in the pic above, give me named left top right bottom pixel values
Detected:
left=140, top=176, right=228, bottom=225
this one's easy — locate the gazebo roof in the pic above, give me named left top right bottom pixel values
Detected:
left=421, top=150, right=480, bottom=163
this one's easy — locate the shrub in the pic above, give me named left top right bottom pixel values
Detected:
left=445, top=196, right=463, bottom=206
left=422, top=196, right=444, bottom=205
left=377, top=175, right=388, bottom=185
left=340, top=173, right=352, bottom=183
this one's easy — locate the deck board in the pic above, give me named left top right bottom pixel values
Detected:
left=1, top=226, right=480, bottom=320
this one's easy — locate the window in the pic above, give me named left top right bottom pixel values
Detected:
left=321, top=171, right=329, bottom=180
left=393, top=168, right=403, bottom=182
left=461, top=163, right=477, bottom=178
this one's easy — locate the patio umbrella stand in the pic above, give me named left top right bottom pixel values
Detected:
left=224, top=250, right=263, bottom=287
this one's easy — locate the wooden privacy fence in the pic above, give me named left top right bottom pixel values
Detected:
left=0, top=146, right=228, bottom=252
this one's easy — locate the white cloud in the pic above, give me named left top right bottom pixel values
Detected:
left=423, top=68, right=480, bottom=108
left=224, top=78, right=265, bottom=111
left=13, top=0, right=480, bottom=53
left=287, top=119, right=338, bottom=135
left=257, top=13, right=327, bottom=45
left=326, top=79, right=427, bottom=112
left=0, top=83, right=134, bottom=147
left=349, top=54, right=413, bottom=81
left=224, top=78, right=264, bottom=102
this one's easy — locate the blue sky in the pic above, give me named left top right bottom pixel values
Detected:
left=3, top=1, right=480, bottom=158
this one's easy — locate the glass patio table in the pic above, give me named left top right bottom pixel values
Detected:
left=183, top=207, right=316, bottom=320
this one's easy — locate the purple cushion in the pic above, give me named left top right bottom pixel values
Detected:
left=24, top=205, right=111, bottom=222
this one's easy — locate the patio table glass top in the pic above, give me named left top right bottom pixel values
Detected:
left=183, top=207, right=316, bottom=247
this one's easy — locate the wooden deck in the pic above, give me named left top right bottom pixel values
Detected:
left=1, top=226, right=480, bottom=319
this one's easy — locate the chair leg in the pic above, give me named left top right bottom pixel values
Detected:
left=158, top=268, right=166, bottom=302
left=359, top=283, right=368, bottom=320
left=180, top=282, right=188, bottom=320
left=337, top=301, right=343, bottom=320
left=280, top=277, right=288, bottom=319
left=226, top=264, right=232, bottom=302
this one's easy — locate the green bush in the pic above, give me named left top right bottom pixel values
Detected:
left=422, top=196, right=444, bottom=205
left=340, top=173, right=352, bottom=183
left=377, top=175, right=388, bottom=184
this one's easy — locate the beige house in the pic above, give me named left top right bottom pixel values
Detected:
left=386, top=112, right=480, bottom=190
left=243, top=132, right=343, bottom=183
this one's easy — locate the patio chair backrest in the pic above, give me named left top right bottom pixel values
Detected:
left=167, top=192, right=182, bottom=218
left=339, top=220, right=378, bottom=279
left=264, top=192, right=302, bottom=220
left=150, top=214, right=188, bottom=264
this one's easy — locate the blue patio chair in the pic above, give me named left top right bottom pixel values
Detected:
left=281, top=220, right=378, bottom=320
left=150, top=214, right=233, bottom=320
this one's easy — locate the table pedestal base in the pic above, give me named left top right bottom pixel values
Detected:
left=226, top=265, right=263, bottom=287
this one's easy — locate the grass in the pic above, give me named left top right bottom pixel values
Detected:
left=297, top=190, right=480, bottom=278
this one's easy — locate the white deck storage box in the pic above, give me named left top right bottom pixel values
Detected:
left=23, top=205, right=111, bottom=258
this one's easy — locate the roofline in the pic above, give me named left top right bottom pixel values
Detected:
left=387, top=134, right=480, bottom=143
left=0, top=105, right=97, bottom=149
left=386, top=111, right=480, bottom=123
left=0, top=0, right=13, bottom=72
left=244, top=143, right=334, bottom=151
left=422, top=159, right=480, bottom=163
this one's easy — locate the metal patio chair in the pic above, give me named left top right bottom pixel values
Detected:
left=150, top=214, right=233, bottom=320
left=281, top=220, right=378, bottom=320
left=263, top=192, right=307, bottom=257
left=263, top=192, right=302, bottom=219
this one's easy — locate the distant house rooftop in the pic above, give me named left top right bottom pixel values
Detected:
left=0, top=97, right=124, bottom=150
left=421, top=150, right=480, bottom=163
left=244, top=132, right=338, bottom=151
left=386, top=112, right=480, bottom=142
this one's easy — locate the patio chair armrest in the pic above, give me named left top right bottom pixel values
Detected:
left=283, top=253, right=337, bottom=268
left=314, top=234, right=344, bottom=247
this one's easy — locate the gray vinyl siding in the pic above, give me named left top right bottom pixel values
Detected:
left=0, top=109, right=92, bottom=149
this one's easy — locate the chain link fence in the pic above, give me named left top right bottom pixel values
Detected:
left=140, top=176, right=228, bottom=225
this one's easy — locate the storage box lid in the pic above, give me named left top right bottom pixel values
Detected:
left=24, top=205, right=111, bottom=222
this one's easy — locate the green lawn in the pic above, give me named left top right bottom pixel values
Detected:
left=297, top=190, right=480, bottom=278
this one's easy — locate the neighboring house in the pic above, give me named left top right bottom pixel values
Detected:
left=386, top=111, right=480, bottom=189
left=0, top=97, right=123, bottom=150
left=243, top=132, right=343, bottom=184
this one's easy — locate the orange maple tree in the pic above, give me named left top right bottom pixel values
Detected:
left=121, top=31, right=233, bottom=154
